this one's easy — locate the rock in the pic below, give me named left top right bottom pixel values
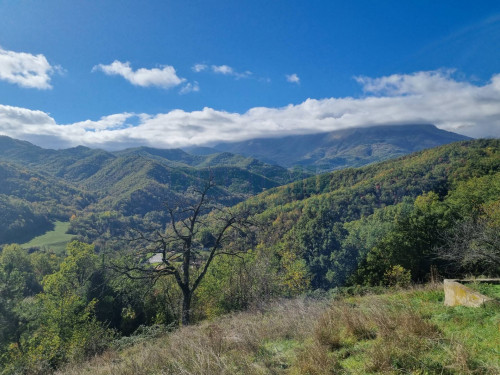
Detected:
left=444, top=279, right=493, bottom=307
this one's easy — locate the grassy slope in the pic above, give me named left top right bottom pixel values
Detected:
left=58, top=286, right=500, bottom=375
left=21, top=221, right=74, bottom=254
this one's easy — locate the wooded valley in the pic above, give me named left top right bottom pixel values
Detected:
left=0, top=136, right=498, bottom=374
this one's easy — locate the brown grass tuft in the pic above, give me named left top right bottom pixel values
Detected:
left=290, top=340, right=341, bottom=375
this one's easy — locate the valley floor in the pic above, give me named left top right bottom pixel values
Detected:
left=57, top=284, right=500, bottom=375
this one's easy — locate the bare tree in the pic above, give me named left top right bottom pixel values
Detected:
left=111, top=176, right=253, bottom=325
left=438, top=217, right=500, bottom=276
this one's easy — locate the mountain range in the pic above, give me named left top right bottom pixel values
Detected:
left=0, top=124, right=474, bottom=244
left=0, top=136, right=306, bottom=244
left=208, top=124, right=470, bottom=172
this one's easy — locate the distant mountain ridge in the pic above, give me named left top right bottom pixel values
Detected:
left=0, top=137, right=304, bottom=185
left=0, top=124, right=473, bottom=244
left=0, top=136, right=309, bottom=244
left=213, top=124, right=471, bottom=172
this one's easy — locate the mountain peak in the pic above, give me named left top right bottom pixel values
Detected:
left=215, top=124, right=471, bottom=171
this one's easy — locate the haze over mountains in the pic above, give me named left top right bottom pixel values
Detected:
left=210, top=124, right=471, bottom=172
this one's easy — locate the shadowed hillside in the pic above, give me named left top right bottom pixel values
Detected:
left=215, top=124, right=470, bottom=172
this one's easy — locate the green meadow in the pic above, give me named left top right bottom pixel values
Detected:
left=22, top=221, right=74, bottom=254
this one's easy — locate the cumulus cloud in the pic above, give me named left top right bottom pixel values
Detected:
left=286, top=73, right=300, bottom=84
left=0, top=47, right=59, bottom=89
left=92, top=60, right=185, bottom=89
left=1, top=70, right=499, bottom=149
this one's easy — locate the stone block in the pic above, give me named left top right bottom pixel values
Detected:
left=443, top=279, right=493, bottom=307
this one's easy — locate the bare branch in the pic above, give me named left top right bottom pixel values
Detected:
left=438, top=217, right=500, bottom=274
left=115, top=173, right=253, bottom=325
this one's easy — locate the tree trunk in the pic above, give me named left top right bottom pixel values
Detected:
left=181, top=289, right=192, bottom=325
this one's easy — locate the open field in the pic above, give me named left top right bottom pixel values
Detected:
left=21, top=221, right=74, bottom=254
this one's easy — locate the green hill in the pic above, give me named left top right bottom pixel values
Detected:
left=230, top=139, right=500, bottom=288
left=0, top=136, right=309, bottom=244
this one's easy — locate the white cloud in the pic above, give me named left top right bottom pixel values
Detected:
left=92, top=60, right=185, bottom=89
left=179, top=81, right=200, bottom=94
left=0, top=47, right=58, bottom=89
left=193, top=63, right=252, bottom=79
left=1, top=70, right=499, bottom=150
left=210, top=65, right=251, bottom=79
left=192, top=63, right=208, bottom=72
left=355, top=69, right=463, bottom=95
left=211, top=64, right=234, bottom=75
left=286, top=73, right=300, bottom=84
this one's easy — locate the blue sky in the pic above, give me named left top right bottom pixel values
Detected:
left=0, top=0, right=499, bottom=149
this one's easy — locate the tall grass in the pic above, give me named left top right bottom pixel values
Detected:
left=56, top=285, right=500, bottom=375
left=57, top=298, right=326, bottom=375
left=292, top=286, right=499, bottom=374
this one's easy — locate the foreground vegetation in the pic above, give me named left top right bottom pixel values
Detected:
left=1, top=139, right=499, bottom=374
left=57, top=286, right=500, bottom=375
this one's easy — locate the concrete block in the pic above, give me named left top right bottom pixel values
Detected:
left=444, top=279, right=493, bottom=307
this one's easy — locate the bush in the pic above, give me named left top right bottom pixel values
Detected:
left=383, top=265, right=411, bottom=288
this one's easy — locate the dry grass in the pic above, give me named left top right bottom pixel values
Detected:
left=55, top=285, right=500, bottom=375
left=289, top=340, right=341, bottom=375
left=56, top=298, right=327, bottom=375
left=289, top=289, right=491, bottom=375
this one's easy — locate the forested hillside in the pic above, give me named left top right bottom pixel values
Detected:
left=0, top=136, right=309, bottom=245
left=0, top=125, right=471, bottom=245
left=231, top=139, right=499, bottom=290
left=0, top=162, right=93, bottom=243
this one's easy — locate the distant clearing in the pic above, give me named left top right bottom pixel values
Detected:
left=22, top=221, right=74, bottom=254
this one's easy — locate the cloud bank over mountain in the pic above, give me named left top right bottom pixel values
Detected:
left=0, top=70, right=498, bottom=149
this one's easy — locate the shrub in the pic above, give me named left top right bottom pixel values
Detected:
left=383, top=265, right=411, bottom=288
